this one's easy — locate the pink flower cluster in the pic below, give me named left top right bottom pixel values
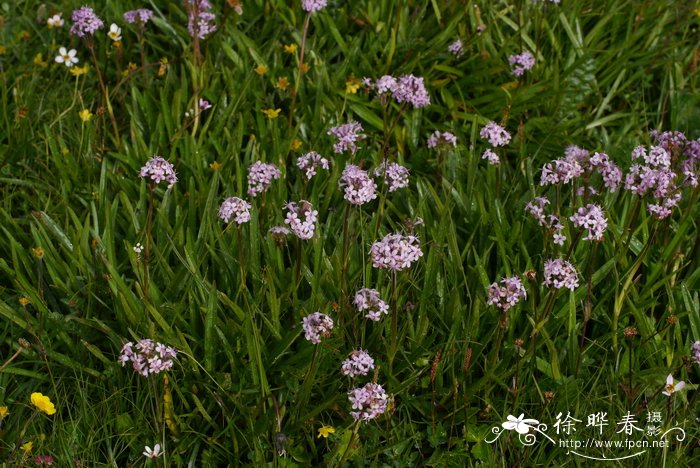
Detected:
left=487, top=276, right=527, bottom=311
left=508, top=51, right=535, bottom=76
left=540, top=146, right=622, bottom=191
left=339, top=164, right=377, bottom=205
left=247, top=161, right=281, bottom=197
left=370, top=233, right=423, bottom=271
left=186, top=0, right=216, bottom=39
left=328, top=121, right=365, bottom=154
left=692, top=341, right=700, bottom=365
left=353, top=288, right=389, bottom=321
left=427, top=130, right=457, bottom=149
left=284, top=200, right=318, bottom=240
left=341, top=349, right=375, bottom=378
left=219, top=197, right=251, bottom=224
left=123, top=8, right=154, bottom=24
left=543, top=259, right=579, bottom=290
left=119, top=339, right=177, bottom=377
left=70, top=6, right=104, bottom=37
left=301, top=311, right=334, bottom=344
left=139, top=156, right=178, bottom=188
left=623, top=131, right=700, bottom=219
left=374, top=161, right=410, bottom=192
left=297, top=151, right=329, bottom=180
left=302, top=0, right=328, bottom=13
left=366, top=74, right=431, bottom=108
left=347, top=382, right=388, bottom=422
left=479, top=122, right=511, bottom=165
left=570, top=204, right=607, bottom=241
left=525, top=197, right=566, bottom=245
left=448, top=39, right=463, bottom=56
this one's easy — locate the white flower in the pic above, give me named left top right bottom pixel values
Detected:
left=502, top=414, right=539, bottom=434
left=47, top=14, right=64, bottom=28
left=133, top=243, right=143, bottom=254
left=55, top=47, right=79, bottom=67
left=143, top=444, right=162, bottom=458
left=662, top=374, right=686, bottom=396
left=108, top=23, right=122, bottom=42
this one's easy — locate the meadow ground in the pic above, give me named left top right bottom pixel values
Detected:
left=0, top=0, right=699, bottom=466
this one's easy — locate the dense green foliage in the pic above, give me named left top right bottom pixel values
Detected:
left=1, top=0, right=699, bottom=466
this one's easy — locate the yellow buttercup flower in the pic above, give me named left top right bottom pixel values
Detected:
left=262, top=108, right=282, bottom=119
left=19, top=296, right=30, bottom=306
left=30, top=392, right=56, bottom=416
left=283, top=43, right=297, bottom=54
left=79, top=109, right=93, bottom=122
left=21, top=441, right=33, bottom=452
left=291, top=139, right=302, bottom=150
left=317, top=425, right=335, bottom=438
left=209, top=161, right=221, bottom=170
left=300, top=63, right=309, bottom=73
left=0, top=45, right=6, bottom=55
left=276, top=76, right=289, bottom=90
left=70, top=64, right=89, bottom=76
left=33, top=53, right=48, bottom=68
left=0, top=406, right=8, bottom=418
left=32, top=247, right=44, bottom=259
left=345, top=77, right=361, bottom=94
left=254, top=64, right=268, bottom=75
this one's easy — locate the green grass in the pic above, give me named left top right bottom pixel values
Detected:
left=1, top=0, right=699, bottom=466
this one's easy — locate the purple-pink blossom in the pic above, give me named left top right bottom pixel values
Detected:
left=543, top=259, right=579, bottom=290
left=370, top=233, right=423, bottom=271
left=692, top=341, right=700, bottom=365
left=487, top=276, right=527, bottom=311
left=186, top=0, right=216, bottom=39
left=570, top=204, right=607, bottom=241
left=480, top=122, right=511, bottom=147
left=119, top=339, right=177, bottom=377
left=284, top=200, right=318, bottom=240
left=374, top=161, right=409, bottom=192
left=301, top=311, right=333, bottom=344
left=219, top=197, right=251, bottom=224
left=448, top=39, right=463, bottom=56
left=509, top=51, right=535, bottom=76
left=341, top=349, right=375, bottom=378
left=247, top=161, right=281, bottom=197
left=353, top=288, right=389, bottom=321
left=70, top=6, right=104, bottom=37
left=482, top=149, right=500, bottom=165
left=297, top=151, right=329, bottom=180
left=339, top=164, right=377, bottom=205
left=427, top=131, right=457, bottom=148
left=139, top=156, right=178, bottom=188
left=328, top=121, right=365, bottom=154
left=348, top=382, right=388, bottom=422
left=123, top=8, right=154, bottom=25
left=392, top=74, right=430, bottom=108
left=302, top=0, right=328, bottom=13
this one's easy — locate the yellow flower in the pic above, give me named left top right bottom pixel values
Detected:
left=276, top=76, right=289, bottom=90
left=79, top=109, right=93, bottom=122
left=21, top=441, right=33, bottom=452
left=317, top=425, right=335, bottom=438
left=70, top=64, right=89, bottom=76
left=33, top=53, right=48, bottom=68
left=300, top=63, right=309, bottom=73
left=30, top=392, right=56, bottom=416
left=158, top=58, right=168, bottom=77
left=345, top=77, right=361, bottom=94
left=60, top=147, right=69, bottom=156
left=254, top=64, right=268, bottom=75
left=209, top=161, right=221, bottom=170
left=32, top=247, right=44, bottom=259
left=0, top=45, right=6, bottom=55
left=291, top=139, right=302, bottom=150
left=283, top=43, right=297, bottom=54
left=262, top=108, right=282, bottom=119
left=0, top=406, right=8, bottom=418
left=19, top=296, right=30, bottom=306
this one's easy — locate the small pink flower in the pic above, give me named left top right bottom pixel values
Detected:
left=661, top=374, right=685, bottom=396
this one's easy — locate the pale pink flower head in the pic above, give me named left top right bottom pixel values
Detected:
left=247, top=161, right=281, bottom=197
left=691, top=341, right=700, bottom=365
left=570, top=204, right=607, bottom=241
left=392, top=74, right=430, bottom=108
left=302, top=311, right=333, bottom=344
left=186, top=0, right=217, bottom=39
left=543, top=259, right=579, bottom=290
left=370, top=233, right=423, bottom=271
left=341, top=349, right=375, bottom=378
left=354, top=288, right=389, bottom=321
left=124, top=8, right=154, bottom=25
left=661, top=374, right=686, bottom=396
left=448, top=39, right=463, bottom=56
left=482, top=149, right=500, bottom=165
left=328, top=121, right=365, bottom=154
left=509, top=51, right=535, bottom=76
left=480, top=122, right=511, bottom=147
left=427, top=131, right=457, bottom=148
left=339, top=164, right=377, bottom=205
left=143, top=444, right=163, bottom=458
left=219, top=197, right=251, bottom=224
left=348, top=382, right=388, bottom=422
left=374, top=161, right=409, bottom=192
left=119, top=339, right=177, bottom=377
left=284, top=200, right=318, bottom=240
left=70, top=6, right=104, bottom=37
left=487, top=276, right=527, bottom=311
left=302, top=0, right=328, bottom=13
left=139, top=156, right=178, bottom=188
left=297, top=151, right=329, bottom=180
